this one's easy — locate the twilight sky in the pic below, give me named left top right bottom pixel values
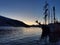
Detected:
left=0, top=0, right=60, bottom=25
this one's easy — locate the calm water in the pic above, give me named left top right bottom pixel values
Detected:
left=0, top=27, right=42, bottom=45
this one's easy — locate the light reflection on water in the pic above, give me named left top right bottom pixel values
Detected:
left=0, top=27, right=42, bottom=43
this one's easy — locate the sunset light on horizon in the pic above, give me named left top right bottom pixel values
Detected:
left=0, top=0, right=60, bottom=25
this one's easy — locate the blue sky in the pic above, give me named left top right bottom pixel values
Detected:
left=0, top=0, right=60, bottom=25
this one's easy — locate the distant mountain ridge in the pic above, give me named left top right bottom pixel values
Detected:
left=0, top=15, right=29, bottom=27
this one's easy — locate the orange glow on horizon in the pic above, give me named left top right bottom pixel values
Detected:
left=23, top=21, right=38, bottom=25
left=23, top=20, right=43, bottom=25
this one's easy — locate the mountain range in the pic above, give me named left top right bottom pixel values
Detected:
left=0, top=15, right=29, bottom=27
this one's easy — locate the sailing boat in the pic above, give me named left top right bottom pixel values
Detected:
left=40, top=1, right=60, bottom=42
left=48, top=5, right=60, bottom=42
left=49, top=6, right=60, bottom=42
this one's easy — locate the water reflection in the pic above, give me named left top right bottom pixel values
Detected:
left=0, top=27, right=42, bottom=43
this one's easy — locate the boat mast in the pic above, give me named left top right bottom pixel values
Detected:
left=53, top=6, right=56, bottom=23
left=44, top=1, right=50, bottom=24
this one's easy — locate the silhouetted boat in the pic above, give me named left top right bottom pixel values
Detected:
left=39, top=1, right=60, bottom=42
